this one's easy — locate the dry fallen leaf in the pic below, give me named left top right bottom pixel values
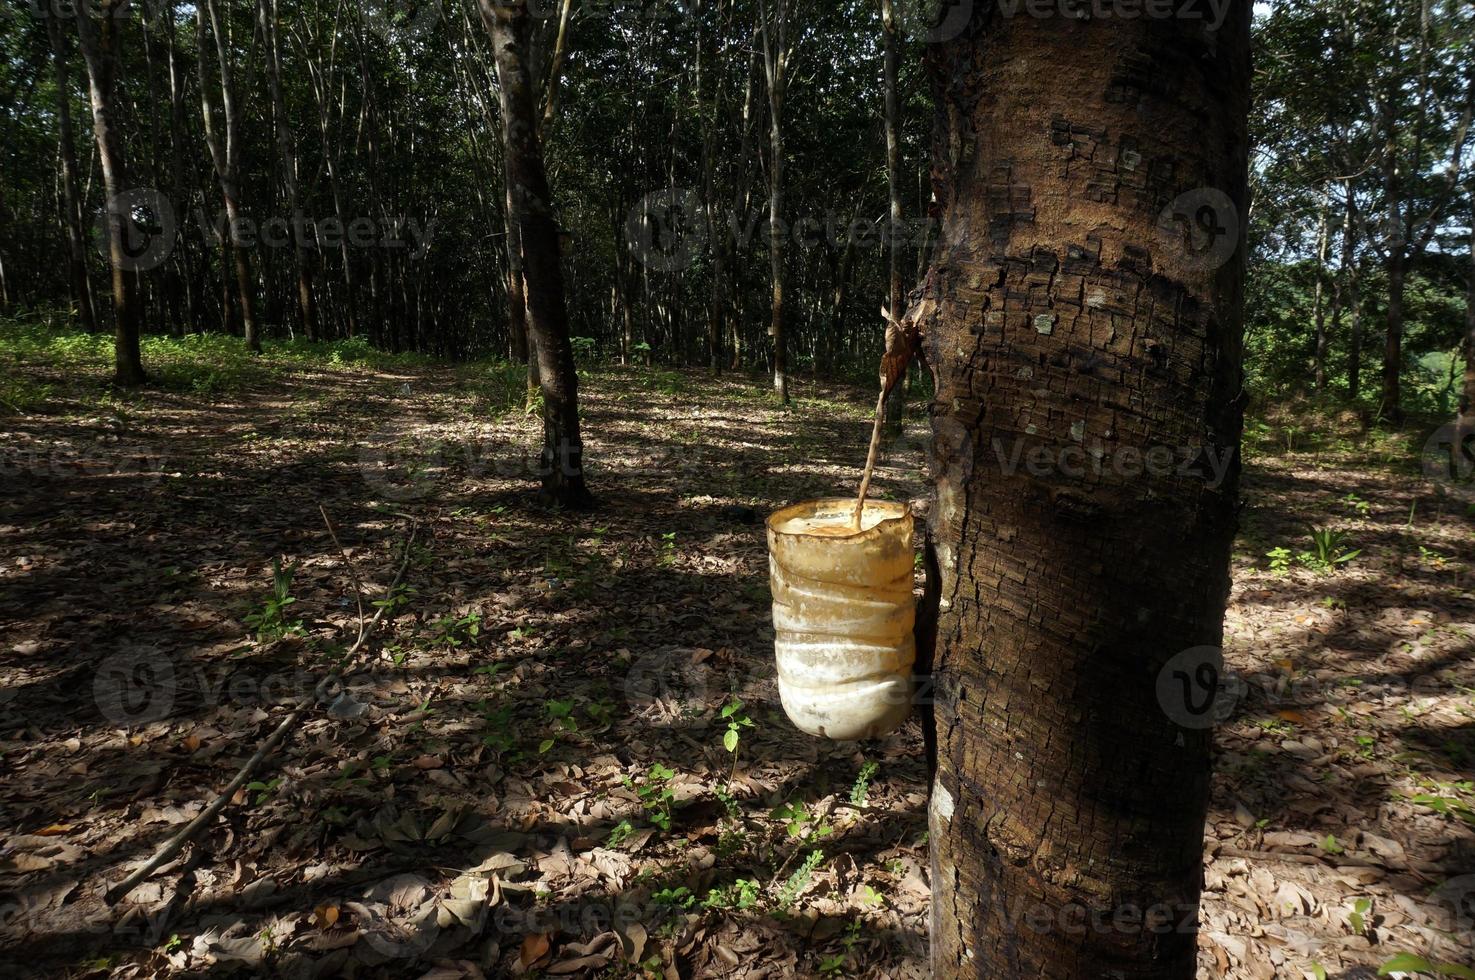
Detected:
left=519, top=932, right=552, bottom=969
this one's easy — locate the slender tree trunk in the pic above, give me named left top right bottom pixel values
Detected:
left=1342, top=184, right=1363, bottom=401
left=881, top=0, right=904, bottom=433
left=918, top=6, right=1250, bottom=977
left=198, top=0, right=260, bottom=352
left=1312, top=193, right=1330, bottom=392
left=46, top=12, right=97, bottom=335
left=483, top=0, right=592, bottom=508
left=75, top=2, right=146, bottom=385
left=1461, top=194, right=1475, bottom=431
left=1383, top=250, right=1407, bottom=423
left=263, top=0, right=318, bottom=339
left=759, top=0, right=790, bottom=404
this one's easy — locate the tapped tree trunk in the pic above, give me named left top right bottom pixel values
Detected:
left=917, top=8, right=1249, bottom=978
left=74, top=1, right=146, bottom=385
left=483, top=0, right=592, bottom=509
left=46, top=12, right=97, bottom=335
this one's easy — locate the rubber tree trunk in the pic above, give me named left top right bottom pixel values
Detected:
left=1462, top=199, right=1475, bottom=432
left=46, top=12, right=97, bottom=335
left=484, top=0, right=592, bottom=509
left=1381, top=251, right=1407, bottom=424
left=919, top=8, right=1250, bottom=977
left=263, top=0, right=317, bottom=339
left=759, top=0, right=789, bottom=404
left=74, top=2, right=146, bottom=385
left=1311, top=194, right=1329, bottom=392
left=881, top=0, right=905, bottom=436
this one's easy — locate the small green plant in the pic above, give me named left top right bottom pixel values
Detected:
left=770, top=800, right=833, bottom=841
left=658, top=531, right=677, bottom=566
left=245, top=777, right=282, bottom=805
left=244, top=558, right=301, bottom=642
left=539, top=698, right=579, bottom=753
left=702, top=878, right=760, bottom=910
left=1307, top=525, right=1361, bottom=568
left=371, top=582, right=418, bottom=615
left=570, top=336, right=598, bottom=362
left=775, top=850, right=825, bottom=909
left=1348, top=897, right=1372, bottom=936
left=1319, top=833, right=1344, bottom=855
left=1376, top=953, right=1475, bottom=978
left=430, top=612, right=481, bottom=648
left=850, top=761, right=880, bottom=806
left=1342, top=492, right=1371, bottom=517
left=1266, top=546, right=1294, bottom=573
left=625, top=763, right=677, bottom=831
left=652, top=885, right=695, bottom=909
left=607, top=819, right=635, bottom=847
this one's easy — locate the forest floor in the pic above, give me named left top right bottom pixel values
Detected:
left=1, top=334, right=1473, bottom=980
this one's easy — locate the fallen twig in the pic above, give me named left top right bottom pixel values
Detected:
left=103, top=521, right=418, bottom=904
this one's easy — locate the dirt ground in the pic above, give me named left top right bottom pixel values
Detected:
left=1, top=356, right=1471, bottom=978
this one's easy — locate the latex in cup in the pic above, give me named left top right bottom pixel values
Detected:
left=766, top=498, right=916, bottom=740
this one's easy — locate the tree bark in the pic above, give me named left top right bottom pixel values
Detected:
left=483, top=0, right=592, bottom=509
left=881, top=0, right=904, bottom=435
left=918, top=8, right=1250, bottom=977
left=46, top=12, right=97, bottom=335
left=198, top=0, right=260, bottom=351
left=759, top=0, right=790, bottom=404
left=75, top=1, right=146, bottom=385
left=263, top=0, right=318, bottom=339
left=1312, top=192, right=1329, bottom=392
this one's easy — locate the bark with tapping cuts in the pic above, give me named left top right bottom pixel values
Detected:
left=45, top=12, right=97, bottom=335
left=758, top=0, right=793, bottom=403
left=483, top=0, right=592, bottom=509
left=913, top=8, right=1250, bottom=976
left=74, top=1, right=146, bottom=385
left=198, top=0, right=260, bottom=352
left=263, top=0, right=318, bottom=339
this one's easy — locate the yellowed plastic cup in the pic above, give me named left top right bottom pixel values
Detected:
left=766, top=498, right=915, bottom=740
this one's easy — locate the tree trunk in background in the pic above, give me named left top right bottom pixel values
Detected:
left=75, top=2, right=146, bottom=385
left=1312, top=193, right=1329, bottom=392
left=484, top=0, right=592, bottom=508
left=920, top=7, right=1249, bottom=976
left=880, top=0, right=904, bottom=435
left=1342, top=182, right=1362, bottom=401
left=198, top=0, right=260, bottom=352
left=263, top=0, right=318, bottom=339
left=759, top=0, right=790, bottom=404
left=46, top=12, right=97, bottom=335
left=1462, top=194, right=1475, bottom=429
left=1382, top=250, right=1407, bottom=423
